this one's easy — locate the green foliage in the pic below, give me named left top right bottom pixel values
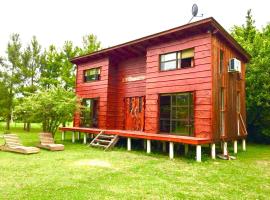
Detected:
left=79, top=34, right=101, bottom=56
left=14, top=88, right=78, bottom=136
left=231, top=10, right=270, bottom=141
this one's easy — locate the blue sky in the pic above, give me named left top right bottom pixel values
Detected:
left=0, top=0, right=269, bottom=55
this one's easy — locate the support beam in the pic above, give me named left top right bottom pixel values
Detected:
left=83, top=133, right=87, bottom=144
left=211, top=143, right=216, bottom=159
left=184, top=144, right=189, bottom=156
left=162, top=142, right=166, bottom=153
left=61, top=131, right=65, bottom=141
left=196, top=145, right=201, bottom=162
left=242, top=139, right=246, bottom=151
left=77, top=132, right=81, bottom=140
left=147, top=140, right=151, bottom=154
left=169, top=142, right=174, bottom=159
left=127, top=138, right=131, bottom=151
left=234, top=140, right=238, bottom=154
left=72, top=132, right=75, bottom=143
left=223, top=142, right=228, bottom=156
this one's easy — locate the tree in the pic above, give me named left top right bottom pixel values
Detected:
left=15, top=88, right=78, bottom=136
left=79, top=34, right=101, bottom=56
left=1, top=34, right=23, bottom=129
left=231, top=10, right=270, bottom=142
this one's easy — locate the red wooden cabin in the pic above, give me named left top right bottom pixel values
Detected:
left=60, top=17, right=250, bottom=161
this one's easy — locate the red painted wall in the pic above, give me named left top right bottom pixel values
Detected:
left=145, top=33, right=212, bottom=138
left=74, top=58, right=109, bottom=129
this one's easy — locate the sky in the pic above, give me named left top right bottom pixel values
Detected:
left=0, top=0, right=270, bottom=56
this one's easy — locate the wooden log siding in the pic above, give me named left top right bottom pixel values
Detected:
left=211, top=35, right=246, bottom=141
left=145, top=33, right=212, bottom=138
left=74, top=58, right=109, bottom=128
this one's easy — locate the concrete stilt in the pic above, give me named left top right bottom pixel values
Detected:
left=83, top=133, right=87, bottom=144
left=61, top=131, right=65, bottom=141
left=223, top=142, right=228, bottom=156
left=72, top=132, right=75, bottom=143
left=211, top=143, right=216, bottom=159
left=234, top=140, right=238, bottom=154
left=184, top=144, right=189, bottom=156
left=127, top=138, right=131, bottom=151
left=169, top=142, right=174, bottom=159
left=162, top=142, right=166, bottom=153
left=242, top=139, right=246, bottom=151
left=196, top=145, right=201, bottom=162
left=147, top=140, right=151, bottom=154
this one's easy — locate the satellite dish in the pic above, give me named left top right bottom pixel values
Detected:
left=188, top=4, right=203, bottom=23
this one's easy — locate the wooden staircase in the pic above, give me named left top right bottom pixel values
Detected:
left=89, top=131, right=119, bottom=151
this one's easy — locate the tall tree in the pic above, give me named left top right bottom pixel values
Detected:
left=231, top=10, right=270, bottom=141
left=2, top=34, right=23, bottom=129
left=79, top=34, right=101, bottom=56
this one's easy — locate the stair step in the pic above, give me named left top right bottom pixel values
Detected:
left=94, top=139, right=111, bottom=144
left=91, top=143, right=108, bottom=148
left=99, top=134, right=115, bottom=139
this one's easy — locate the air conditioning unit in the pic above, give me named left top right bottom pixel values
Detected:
left=229, top=58, right=241, bottom=73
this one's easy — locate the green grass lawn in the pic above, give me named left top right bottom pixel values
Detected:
left=0, top=123, right=269, bottom=200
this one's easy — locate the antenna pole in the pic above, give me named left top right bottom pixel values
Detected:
left=188, top=16, right=194, bottom=23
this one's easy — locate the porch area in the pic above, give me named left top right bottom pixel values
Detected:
left=59, top=127, right=246, bottom=162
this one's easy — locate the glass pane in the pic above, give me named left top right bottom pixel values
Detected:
left=161, top=52, right=177, bottom=62
left=160, top=120, right=170, bottom=132
left=84, top=68, right=100, bottom=82
left=177, top=94, right=188, bottom=105
left=160, top=60, right=177, bottom=71
left=177, top=107, right=189, bottom=120
left=160, top=96, right=171, bottom=118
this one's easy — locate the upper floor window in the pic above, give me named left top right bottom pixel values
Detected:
left=219, top=50, right=224, bottom=73
left=84, top=68, right=100, bottom=82
left=160, top=48, right=194, bottom=71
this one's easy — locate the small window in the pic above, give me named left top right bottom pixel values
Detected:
left=219, top=50, right=224, bottom=73
left=160, top=48, right=194, bottom=71
left=84, top=68, right=100, bottom=82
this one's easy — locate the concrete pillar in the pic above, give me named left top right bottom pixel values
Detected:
left=223, top=142, right=228, bottom=156
left=147, top=140, right=151, bottom=154
left=83, top=133, right=87, bottom=144
left=127, top=138, right=131, bottom=151
left=162, top=142, right=166, bottom=152
left=184, top=144, right=189, bottom=155
left=211, top=143, right=216, bottom=159
left=169, top=142, right=174, bottom=159
left=234, top=140, right=238, bottom=154
left=72, top=132, right=75, bottom=143
left=242, top=139, right=246, bottom=151
left=196, top=145, right=201, bottom=162
left=61, top=131, right=65, bottom=141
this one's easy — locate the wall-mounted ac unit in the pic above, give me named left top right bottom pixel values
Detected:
left=229, top=58, right=241, bottom=73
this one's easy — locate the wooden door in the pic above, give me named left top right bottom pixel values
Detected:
left=125, top=96, right=145, bottom=131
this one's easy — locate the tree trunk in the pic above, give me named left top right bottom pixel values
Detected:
left=26, top=122, right=31, bottom=132
left=6, top=119, right=10, bottom=130
left=24, top=122, right=26, bottom=130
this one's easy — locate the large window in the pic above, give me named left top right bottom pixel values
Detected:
left=84, top=68, right=100, bottom=82
left=159, top=92, right=194, bottom=136
left=160, top=48, right=194, bottom=71
left=80, top=98, right=99, bottom=128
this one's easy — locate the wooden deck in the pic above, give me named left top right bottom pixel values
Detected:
left=59, top=127, right=212, bottom=145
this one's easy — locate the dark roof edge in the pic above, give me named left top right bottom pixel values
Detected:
left=71, top=17, right=250, bottom=64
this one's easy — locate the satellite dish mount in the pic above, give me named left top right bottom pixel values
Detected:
left=188, top=4, right=203, bottom=23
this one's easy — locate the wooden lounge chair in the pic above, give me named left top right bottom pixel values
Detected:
left=37, top=132, right=64, bottom=151
left=0, top=134, right=40, bottom=154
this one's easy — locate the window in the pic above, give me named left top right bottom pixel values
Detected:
left=159, top=92, right=194, bottom=136
left=220, top=88, right=225, bottom=136
left=84, top=68, right=100, bottom=82
left=219, top=50, right=224, bottom=73
left=80, top=98, right=99, bottom=128
left=160, top=48, right=194, bottom=71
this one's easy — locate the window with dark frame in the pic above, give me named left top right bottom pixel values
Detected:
left=159, top=92, right=194, bottom=136
left=219, top=50, right=224, bottom=73
left=160, top=48, right=194, bottom=71
left=83, top=68, right=101, bottom=82
left=80, top=98, right=99, bottom=128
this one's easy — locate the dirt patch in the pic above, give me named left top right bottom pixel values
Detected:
left=75, top=159, right=112, bottom=168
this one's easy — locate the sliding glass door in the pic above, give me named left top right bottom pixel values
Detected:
left=160, top=92, right=194, bottom=136
left=80, top=98, right=99, bottom=128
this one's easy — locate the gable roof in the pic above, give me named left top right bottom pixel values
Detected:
left=71, top=17, right=250, bottom=64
